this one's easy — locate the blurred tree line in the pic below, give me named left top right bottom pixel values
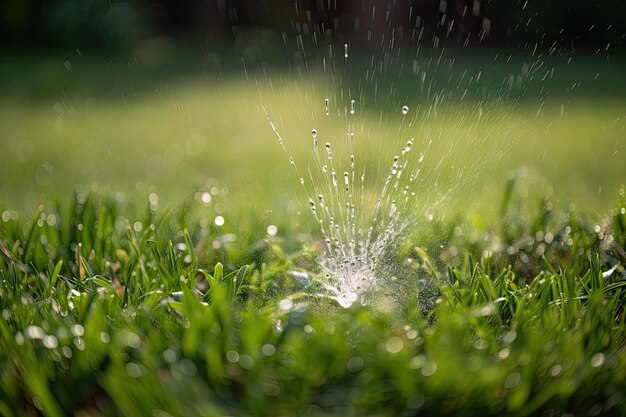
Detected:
left=1, top=0, right=623, bottom=51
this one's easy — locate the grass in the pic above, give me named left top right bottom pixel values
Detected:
left=0, top=187, right=625, bottom=416
left=0, top=49, right=624, bottom=214
left=0, top=48, right=626, bottom=416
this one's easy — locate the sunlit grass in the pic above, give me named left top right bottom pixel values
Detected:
left=0, top=76, right=624, bottom=217
left=0, top=187, right=625, bottom=416
left=0, top=50, right=625, bottom=416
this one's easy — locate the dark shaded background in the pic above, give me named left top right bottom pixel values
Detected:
left=1, top=0, right=624, bottom=51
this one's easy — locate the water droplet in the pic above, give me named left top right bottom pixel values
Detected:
left=350, top=99, right=355, bottom=114
left=386, top=337, right=404, bottom=353
left=325, top=98, right=329, bottom=115
left=505, top=372, right=521, bottom=389
left=279, top=298, right=293, bottom=311
left=590, top=353, right=605, bottom=368
left=71, top=324, right=84, bottom=337
left=26, top=326, right=45, bottom=340
left=347, top=356, right=364, bottom=372
left=262, top=344, right=276, bottom=357
left=344, top=43, right=349, bottom=58
left=402, top=105, right=409, bottom=115
left=312, top=129, right=318, bottom=152
left=226, top=350, right=240, bottom=363
left=43, top=335, right=58, bottom=349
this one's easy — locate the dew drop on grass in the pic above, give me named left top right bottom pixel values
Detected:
left=226, top=350, right=239, bottom=363
left=26, top=326, right=44, bottom=340
left=279, top=298, right=293, bottom=311
left=71, top=324, right=84, bottom=337
left=100, top=332, right=111, bottom=344
left=261, top=343, right=276, bottom=357
left=590, top=353, right=605, bottom=368
left=347, top=356, right=364, bottom=372
left=402, top=105, right=409, bottom=115
left=125, top=362, right=142, bottom=378
left=386, top=336, right=404, bottom=353
left=421, top=361, right=438, bottom=376
left=43, top=335, right=58, bottom=349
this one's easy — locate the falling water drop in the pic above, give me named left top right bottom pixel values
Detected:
left=344, top=172, right=349, bottom=191
left=312, top=128, right=318, bottom=152
left=350, top=99, right=355, bottom=115
left=325, top=98, right=329, bottom=116
left=402, top=105, right=409, bottom=115
left=344, top=43, right=349, bottom=58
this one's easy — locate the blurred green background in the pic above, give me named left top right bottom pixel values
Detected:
left=0, top=0, right=624, bottom=223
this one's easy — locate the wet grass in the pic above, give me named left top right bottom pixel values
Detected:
left=1, top=49, right=626, bottom=416
left=0, top=50, right=624, bottom=216
left=0, top=186, right=625, bottom=416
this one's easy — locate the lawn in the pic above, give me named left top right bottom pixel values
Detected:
left=0, top=47, right=625, bottom=416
